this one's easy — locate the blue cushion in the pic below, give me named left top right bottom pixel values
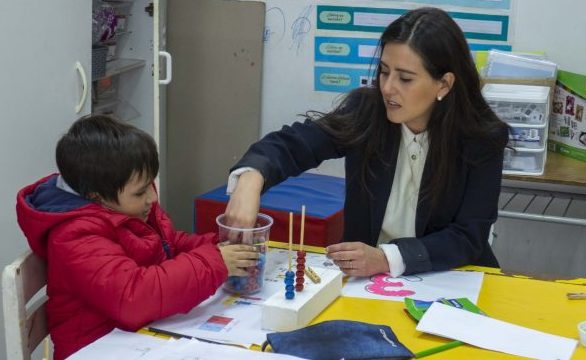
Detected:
left=199, top=172, right=344, bottom=218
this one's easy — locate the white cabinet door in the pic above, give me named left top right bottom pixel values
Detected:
left=0, top=0, right=92, bottom=130
left=0, top=0, right=91, bottom=284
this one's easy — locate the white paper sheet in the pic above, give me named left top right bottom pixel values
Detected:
left=67, top=328, right=169, bottom=359
left=140, top=338, right=305, bottom=360
left=149, top=249, right=334, bottom=347
left=417, top=302, right=578, bottom=360
left=68, top=329, right=305, bottom=360
left=148, top=290, right=267, bottom=347
left=342, top=270, right=484, bottom=303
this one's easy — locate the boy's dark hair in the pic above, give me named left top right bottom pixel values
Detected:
left=56, top=115, right=159, bottom=203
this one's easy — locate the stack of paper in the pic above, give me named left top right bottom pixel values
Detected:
left=484, top=50, right=557, bottom=79
left=416, top=302, right=577, bottom=360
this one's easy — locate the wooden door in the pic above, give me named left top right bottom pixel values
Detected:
left=165, top=0, right=265, bottom=231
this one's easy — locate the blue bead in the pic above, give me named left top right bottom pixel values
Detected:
left=257, top=253, right=266, bottom=266
left=285, top=284, right=294, bottom=291
left=285, top=291, right=295, bottom=299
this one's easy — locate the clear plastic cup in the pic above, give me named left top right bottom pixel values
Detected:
left=216, top=213, right=273, bottom=294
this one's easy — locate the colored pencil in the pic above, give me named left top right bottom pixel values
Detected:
left=567, top=292, right=586, bottom=300
left=414, top=340, right=463, bottom=358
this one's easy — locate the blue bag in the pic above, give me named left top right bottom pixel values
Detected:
left=263, top=320, right=414, bottom=360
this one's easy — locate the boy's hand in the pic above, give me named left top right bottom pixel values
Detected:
left=219, top=244, right=259, bottom=277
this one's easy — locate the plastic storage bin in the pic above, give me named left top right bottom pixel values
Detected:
left=508, top=123, right=547, bottom=149
left=483, top=84, right=550, bottom=125
left=91, top=45, right=108, bottom=79
left=482, top=83, right=551, bottom=175
left=503, top=148, right=547, bottom=175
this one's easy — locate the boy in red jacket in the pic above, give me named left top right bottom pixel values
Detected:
left=16, top=115, right=258, bottom=359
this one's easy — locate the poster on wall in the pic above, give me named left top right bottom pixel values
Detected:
left=380, top=0, right=511, bottom=10
left=313, top=4, right=512, bottom=93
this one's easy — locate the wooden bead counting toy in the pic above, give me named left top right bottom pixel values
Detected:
left=261, top=206, right=343, bottom=332
left=285, top=212, right=295, bottom=300
left=295, top=205, right=306, bottom=292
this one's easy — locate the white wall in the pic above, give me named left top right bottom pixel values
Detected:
left=513, top=0, right=586, bottom=75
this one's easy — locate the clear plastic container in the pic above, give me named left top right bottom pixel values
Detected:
left=503, top=147, right=546, bottom=175
left=488, top=101, right=547, bottom=125
left=216, top=213, right=273, bottom=295
left=482, top=83, right=550, bottom=126
left=508, top=124, right=547, bottom=149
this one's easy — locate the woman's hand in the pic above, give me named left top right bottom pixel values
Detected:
left=220, top=244, right=259, bottom=277
left=224, top=170, right=264, bottom=228
left=325, top=242, right=389, bottom=277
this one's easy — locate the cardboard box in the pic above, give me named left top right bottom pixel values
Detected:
left=194, top=173, right=345, bottom=247
left=548, top=70, right=586, bottom=162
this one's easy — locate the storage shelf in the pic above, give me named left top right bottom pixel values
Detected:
left=498, top=186, right=586, bottom=226
left=94, top=58, right=145, bottom=81
left=92, top=97, right=140, bottom=122
left=93, top=98, right=120, bottom=113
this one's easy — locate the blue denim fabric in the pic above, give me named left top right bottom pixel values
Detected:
left=265, top=320, right=414, bottom=360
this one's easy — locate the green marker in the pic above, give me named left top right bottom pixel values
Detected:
left=414, top=340, right=463, bottom=358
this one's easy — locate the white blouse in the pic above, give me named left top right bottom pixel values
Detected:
left=378, top=124, right=429, bottom=277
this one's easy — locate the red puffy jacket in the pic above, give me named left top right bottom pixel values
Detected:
left=16, top=175, right=228, bottom=359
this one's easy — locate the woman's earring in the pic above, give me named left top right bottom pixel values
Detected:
left=437, top=95, right=443, bottom=101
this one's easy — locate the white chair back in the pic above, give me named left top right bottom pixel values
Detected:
left=2, top=250, right=48, bottom=360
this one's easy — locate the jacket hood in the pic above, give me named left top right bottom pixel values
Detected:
left=16, top=174, right=103, bottom=258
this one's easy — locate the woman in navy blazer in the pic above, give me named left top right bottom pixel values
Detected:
left=225, top=7, right=508, bottom=276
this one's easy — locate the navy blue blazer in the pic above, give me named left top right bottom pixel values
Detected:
left=232, top=119, right=504, bottom=275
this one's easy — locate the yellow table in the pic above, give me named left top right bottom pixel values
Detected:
left=312, top=266, right=586, bottom=359
left=142, top=242, right=585, bottom=358
left=267, top=241, right=586, bottom=358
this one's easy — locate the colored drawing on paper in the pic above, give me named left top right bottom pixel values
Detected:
left=343, top=270, right=484, bottom=303
left=365, top=274, right=415, bottom=297
left=198, top=315, right=233, bottom=332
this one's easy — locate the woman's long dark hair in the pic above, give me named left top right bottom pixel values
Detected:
left=312, top=7, right=507, bottom=208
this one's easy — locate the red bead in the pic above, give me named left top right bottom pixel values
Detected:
left=295, top=283, right=304, bottom=291
left=297, top=250, right=306, bottom=257
left=296, top=257, right=306, bottom=265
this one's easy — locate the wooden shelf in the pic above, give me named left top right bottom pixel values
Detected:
left=94, top=58, right=145, bottom=81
